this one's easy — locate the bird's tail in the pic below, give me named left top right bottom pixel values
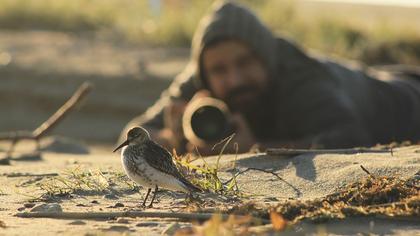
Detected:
left=180, top=177, right=203, bottom=193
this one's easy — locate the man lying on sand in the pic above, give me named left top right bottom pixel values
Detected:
left=121, top=0, right=420, bottom=154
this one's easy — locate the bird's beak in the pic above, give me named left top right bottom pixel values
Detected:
left=113, top=140, right=129, bottom=152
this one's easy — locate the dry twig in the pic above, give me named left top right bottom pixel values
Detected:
left=266, top=148, right=391, bottom=157
left=360, top=165, right=376, bottom=179
left=0, top=82, right=92, bottom=162
left=224, top=167, right=302, bottom=197
left=0, top=82, right=92, bottom=142
left=15, top=210, right=270, bottom=223
left=2, top=172, right=58, bottom=178
left=32, top=82, right=92, bottom=139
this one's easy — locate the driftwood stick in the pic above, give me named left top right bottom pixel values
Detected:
left=2, top=172, right=59, bottom=177
left=360, top=165, right=377, bottom=179
left=32, top=82, right=92, bottom=139
left=0, top=82, right=91, bottom=163
left=0, top=82, right=92, bottom=142
left=15, top=211, right=269, bottom=223
left=266, top=148, right=391, bottom=156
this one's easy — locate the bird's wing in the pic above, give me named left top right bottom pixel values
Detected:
left=137, top=140, right=202, bottom=192
left=140, top=140, right=184, bottom=179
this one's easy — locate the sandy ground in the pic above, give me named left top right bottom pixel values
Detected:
left=194, top=146, right=420, bottom=200
left=0, top=30, right=419, bottom=235
left=0, top=143, right=191, bottom=236
left=0, top=142, right=419, bottom=235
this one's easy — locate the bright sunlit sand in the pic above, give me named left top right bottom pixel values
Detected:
left=306, top=0, right=420, bottom=8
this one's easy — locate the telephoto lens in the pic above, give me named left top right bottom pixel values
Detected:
left=182, top=97, right=233, bottom=146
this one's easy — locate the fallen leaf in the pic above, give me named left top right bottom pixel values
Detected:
left=270, top=211, right=287, bottom=231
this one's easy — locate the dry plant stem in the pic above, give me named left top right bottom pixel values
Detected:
left=0, top=82, right=92, bottom=161
left=213, top=133, right=235, bottom=171
left=15, top=211, right=270, bottom=223
left=32, top=82, right=92, bottom=139
left=224, top=167, right=302, bottom=197
left=225, top=168, right=284, bottom=184
left=360, top=165, right=376, bottom=179
left=3, top=173, right=58, bottom=178
left=0, top=82, right=92, bottom=142
left=266, top=148, right=391, bottom=156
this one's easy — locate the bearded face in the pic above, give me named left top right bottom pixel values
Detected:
left=202, top=39, right=270, bottom=112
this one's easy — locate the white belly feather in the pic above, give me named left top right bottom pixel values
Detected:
left=120, top=146, right=188, bottom=192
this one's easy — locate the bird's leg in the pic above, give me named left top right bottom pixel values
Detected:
left=142, top=188, right=151, bottom=207
left=148, top=185, right=158, bottom=208
left=185, top=192, right=202, bottom=204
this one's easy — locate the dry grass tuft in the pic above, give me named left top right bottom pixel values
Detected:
left=35, top=167, right=137, bottom=201
left=229, top=171, right=420, bottom=224
left=173, top=134, right=243, bottom=197
left=176, top=171, right=419, bottom=235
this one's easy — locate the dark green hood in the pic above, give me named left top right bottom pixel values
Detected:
left=191, top=0, right=278, bottom=88
left=123, top=0, right=420, bottom=150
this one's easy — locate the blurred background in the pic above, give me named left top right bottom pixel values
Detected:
left=1, top=0, right=419, bottom=146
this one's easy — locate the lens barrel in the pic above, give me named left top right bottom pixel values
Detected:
left=182, top=97, right=232, bottom=146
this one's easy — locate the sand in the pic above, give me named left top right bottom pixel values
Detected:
left=193, top=146, right=420, bottom=200
left=0, top=30, right=419, bottom=235
left=0, top=142, right=419, bottom=235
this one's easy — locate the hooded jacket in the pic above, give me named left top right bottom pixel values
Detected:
left=124, top=1, right=420, bottom=148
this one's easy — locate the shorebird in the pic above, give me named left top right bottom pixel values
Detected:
left=113, top=126, right=201, bottom=207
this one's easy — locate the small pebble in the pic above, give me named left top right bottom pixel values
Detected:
left=116, top=218, right=130, bottom=224
left=68, top=220, right=86, bottom=225
left=106, top=203, right=123, bottom=209
left=104, top=225, right=131, bottom=232
left=30, top=203, right=62, bottom=213
left=136, top=222, right=159, bottom=227
left=23, top=203, right=35, bottom=208
left=76, top=203, right=87, bottom=207
left=112, top=202, right=124, bottom=208
left=103, top=194, right=118, bottom=200
left=91, top=200, right=99, bottom=204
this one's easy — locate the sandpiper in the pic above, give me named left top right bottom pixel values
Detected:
left=114, top=126, right=201, bottom=207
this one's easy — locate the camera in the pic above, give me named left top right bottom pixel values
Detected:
left=182, top=97, right=233, bottom=146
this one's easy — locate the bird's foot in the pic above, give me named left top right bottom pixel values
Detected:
left=186, top=192, right=203, bottom=203
left=135, top=202, right=147, bottom=209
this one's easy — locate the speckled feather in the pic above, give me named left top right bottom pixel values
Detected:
left=123, top=140, right=200, bottom=192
